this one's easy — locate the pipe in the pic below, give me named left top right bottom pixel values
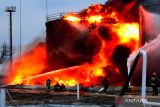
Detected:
left=0, top=89, right=6, bottom=107
left=127, top=59, right=131, bottom=86
left=139, top=49, right=160, bottom=106
left=77, top=82, right=80, bottom=100
left=143, top=101, right=160, bottom=106
left=140, top=49, right=147, bottom=99
left=118, top=49, right=160, bottom=106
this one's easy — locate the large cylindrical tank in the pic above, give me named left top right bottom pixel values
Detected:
left=140, top=0, right=160, bottom=45
left=132, top=0, right=160, bottom=86
left=45, top=19, right=101, bottom=71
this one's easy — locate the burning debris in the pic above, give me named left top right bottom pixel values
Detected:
left=5, top=0, right=140, bottom=87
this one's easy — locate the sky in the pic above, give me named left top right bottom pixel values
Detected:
left=0, top=0, right=107, bottom=50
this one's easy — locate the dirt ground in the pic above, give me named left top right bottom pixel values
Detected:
left=6, top=89, right=115, bottom=106
left=5, top=86, right=160, bottom=106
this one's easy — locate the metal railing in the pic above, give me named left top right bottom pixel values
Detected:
left=47, top=12, right=66, bottom=22
left=46, top=12, right=79, bottom=22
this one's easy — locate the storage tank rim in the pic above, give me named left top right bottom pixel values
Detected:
left=140, top=0, right=160, bottom=7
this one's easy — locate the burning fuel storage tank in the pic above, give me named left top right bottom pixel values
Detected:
left=140, top=0, right=160, bottom=45
left=45, top=18, right=101, bottom=70
left=131, top=0, right=160, bottom=85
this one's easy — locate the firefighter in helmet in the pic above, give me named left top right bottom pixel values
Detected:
left=101, top=76, right=109, bottom=93
left=149, top=72, right=159, bottom=95
left=46, top=77, right=52, bottom=92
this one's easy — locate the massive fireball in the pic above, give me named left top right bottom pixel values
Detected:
left=6, top=3, right=139, bottom=87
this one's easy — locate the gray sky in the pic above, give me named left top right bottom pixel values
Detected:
left=0, top=0, right=106, bottom=49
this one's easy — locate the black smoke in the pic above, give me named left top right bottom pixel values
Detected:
left=111, top=45, right=131, bottom=77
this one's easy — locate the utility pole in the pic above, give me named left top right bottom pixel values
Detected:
left=5, top=6, right=16, bottom=66
left=46, top=0, right=48, bottom=21
left=20, top=0, right=22, bottom=58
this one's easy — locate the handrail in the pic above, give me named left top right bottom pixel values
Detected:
left=46, top=12, right=78, bottom=22
left=47, top=12, right=66, bottom=22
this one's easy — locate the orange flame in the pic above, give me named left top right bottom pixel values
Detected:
left=112, top=23, right=139, bottom=43
left=6, top=4, right=140, bottom=87
left=63, top=13, right=81, bottom=23
left=8, top=44, right=46, bottom=85
left=20, top=65, right=105, bottom=87
left=87, top=15, right=103, bottom=24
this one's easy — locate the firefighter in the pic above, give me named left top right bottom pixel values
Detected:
left=53, top=82, right=66, bottom=92
left=101, top=76, right=109, bottom=93
left=54, top=82, right=61, bottom=92
left=79, top=83, right=86, bottom=96
left=61, top=83, right=66, bottom=91
left=149, top=72, right=159, bottom=95
left=46, top=77, right=52, bottom=92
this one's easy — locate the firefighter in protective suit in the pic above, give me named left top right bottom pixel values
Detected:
left=149, top=72, right=159, bottom=95
left=46, top=77, right=52, bottom=92
left=101, top=76, right=109, bottom=93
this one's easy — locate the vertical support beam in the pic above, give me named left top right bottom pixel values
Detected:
left=0, top=89, right=6, bottom=107
left=77, top=82, right=80, bottom=100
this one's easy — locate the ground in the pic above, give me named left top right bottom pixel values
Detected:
left=3, top=85, right=160, bottom=107
left=7, top=88, right=115, bottom=106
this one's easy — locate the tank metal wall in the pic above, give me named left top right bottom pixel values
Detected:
left=45, top=19, right=99, bottom=71
left=131, top=0, right=160, bottom=86
left=140, top=0, right=160, bottom=45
